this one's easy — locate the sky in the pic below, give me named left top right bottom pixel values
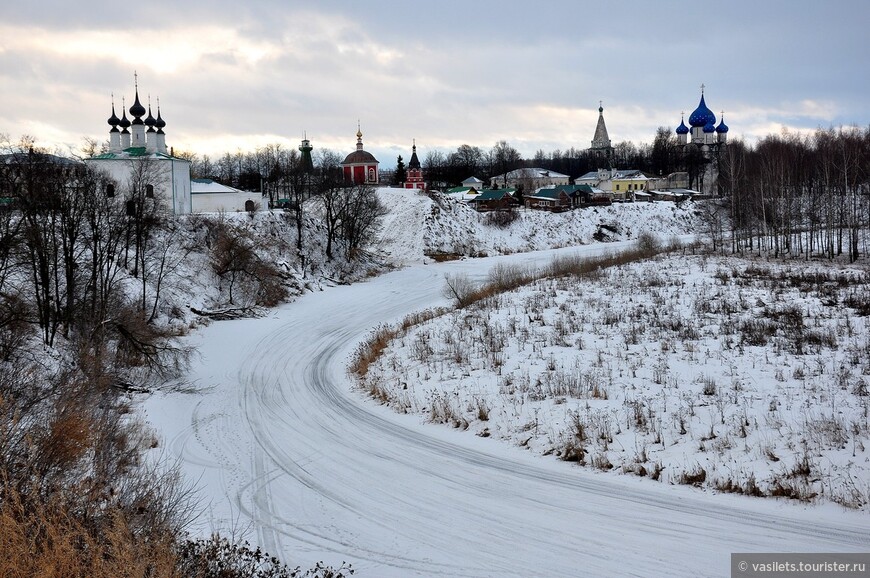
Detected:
left=2, top=0, right=868, bottom=166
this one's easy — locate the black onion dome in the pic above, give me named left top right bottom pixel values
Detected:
left=129, top=90, right=146, bottom=118
left=108, top=104, right=120, bottom=127
left=155, top=106, right=166, bottom=130
left=119, top=109, right=131, bottom=130
left=144, top=105, right=156, bottom=128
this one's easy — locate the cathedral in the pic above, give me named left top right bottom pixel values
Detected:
left=676, top=86, right=728, bottom=194
left=86, top=75, right=192, bottom=215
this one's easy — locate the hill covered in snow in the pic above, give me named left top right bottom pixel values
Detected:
left=374, top=187, right=702, bottom=265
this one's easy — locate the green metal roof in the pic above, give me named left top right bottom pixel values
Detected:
left=553, top=184, right=593, bottom=194
left=473, top=190, right=512, bottom=201
left=90, top=147, right=186, bottom=161
left=527, top=188, right=566, bottom=200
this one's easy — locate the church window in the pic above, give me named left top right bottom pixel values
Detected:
left=145, top=184, right=154, bottom=198
left=105, top=183, right=115, bottom=197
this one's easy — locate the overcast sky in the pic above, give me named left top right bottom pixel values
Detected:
left=2, top=0, right=868, bottom=165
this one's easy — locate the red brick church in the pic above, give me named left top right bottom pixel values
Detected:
left=341, top=126, right=379, bottom=185
left=404, top=140, right=425, bottom=190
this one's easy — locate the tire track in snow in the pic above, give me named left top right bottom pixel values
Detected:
left=164, top=244, right=870, bottom=577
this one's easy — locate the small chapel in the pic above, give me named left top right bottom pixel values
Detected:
left=341, top=127, right=379, bottom=185
left=403, top=140, right=425, bottom=190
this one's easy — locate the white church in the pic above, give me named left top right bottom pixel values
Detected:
left=86, top=77, right=259, bottom=214
left=86, top=77, right=192, bottom=215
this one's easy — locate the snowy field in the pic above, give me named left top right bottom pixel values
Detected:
left=361, top=250, right=870, bottom=510
left=143, top=191, right=870, bottom=577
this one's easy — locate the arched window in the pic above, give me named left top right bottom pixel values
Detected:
left=145, top=184, right=154, bottom=198
left=368, top=167, right=375, bottom=183
left=105, top=183, right=115, bottom=197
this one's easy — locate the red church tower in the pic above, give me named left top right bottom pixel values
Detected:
left=404, top=140, right=425, bottom=190
left=341, top=126, right=379, bottom=185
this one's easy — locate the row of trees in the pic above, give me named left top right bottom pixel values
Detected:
left=0, top=134, right=370, bottom=575
left=177, top=133, right=691, bottom=195
left=0, top=137, right=196, bottom=576
left=718, top=126, right=870, bottom=261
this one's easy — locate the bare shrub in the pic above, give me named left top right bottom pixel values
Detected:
left=442, top=273, right=477, bottom=308
left=487, top=262, right=534, bottom=292
left=592, top=453, right=614, bottom=470
left=208, top=219, right=289, bottom=306
left=483, top=208, right=519, bottom=228
left=678, top=465, right=707, bottom=486
left=472, top=396, right=490, bottom=421
left=635, top=231, right=661, bottom=254
left=739, top=318, right=776, bottom=346
left=177, top=535, right=355, bottom=577
left=699, top=375, right=717, bottom=396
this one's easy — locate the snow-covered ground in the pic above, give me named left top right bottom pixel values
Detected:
left=379, top=188, right=701, bottom=264
left=362, top=251, right=870, bottom=510
left=143, top=190, right=870, bottom=576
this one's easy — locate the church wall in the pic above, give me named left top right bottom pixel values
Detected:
left=191, top=191, right=260, bottom=213
left=170, top=158, right=192, bottom=215
left=86, top=156, right=191, bottom=215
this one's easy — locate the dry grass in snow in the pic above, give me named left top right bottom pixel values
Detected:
left=357, top=251, right=870, bottom=509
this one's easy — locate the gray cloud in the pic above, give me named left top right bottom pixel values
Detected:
left=2, top=0, right=868, bottom=162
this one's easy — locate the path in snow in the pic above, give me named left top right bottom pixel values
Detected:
left=146, top=242, right=870, bottom=577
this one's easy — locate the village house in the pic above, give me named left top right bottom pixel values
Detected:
left=446, top=185, right=480, bottom=202
left=489, top=167, right=570, bottom=192
left=462, top=176, right=485, bottom=189
left=524, top=187, right=572, bottom=212
left=470, top=189, right=516, bottom=211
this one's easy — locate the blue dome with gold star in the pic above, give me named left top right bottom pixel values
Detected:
left=689, top=93, right=716, bottom=128
left=676, top=117, right=689, bottom=135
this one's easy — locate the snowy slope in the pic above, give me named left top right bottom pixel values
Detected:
left=374, top=187, right=700, bottom=264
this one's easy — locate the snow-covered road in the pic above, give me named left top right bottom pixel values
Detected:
left=146, top=243, right=870, bottom=577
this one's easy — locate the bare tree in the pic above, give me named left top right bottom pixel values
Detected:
left=340, top=185, right=388, bottom=260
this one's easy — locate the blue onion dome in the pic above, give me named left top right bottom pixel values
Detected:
left=716, top=115, right=729, bottom=133
left=689, top=93, right=716, bottom=128
left=676, top=116, right=689, bottom=135
left=703, top=119, right=716, bottom=133
left=108, top=102, right=120, bottom=127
